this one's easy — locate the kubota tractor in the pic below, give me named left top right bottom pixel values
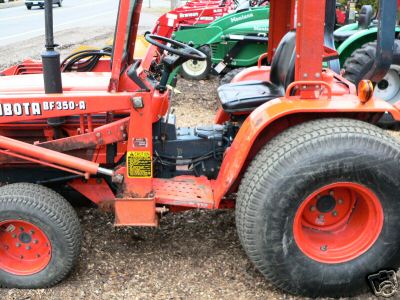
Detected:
left=2, top=0, right=400, bottom=298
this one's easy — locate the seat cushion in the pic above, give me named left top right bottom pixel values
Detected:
left=217, top=80, right=284, bottom=113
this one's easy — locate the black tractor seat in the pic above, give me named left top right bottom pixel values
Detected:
left=334, top=5, right=374, bottom=42
left=218, top=31, right=296, bottom=113
left=218, top=80, right=284, bottom=112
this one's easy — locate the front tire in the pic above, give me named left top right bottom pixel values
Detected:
left=180, top=45, right=212, bottom=80
left=236, top=118, right=400, bottom=297
left=0, top=183, right=82, bottom=288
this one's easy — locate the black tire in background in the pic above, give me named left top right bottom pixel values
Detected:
left=236, top=118, right=400, bottom=298
left=180, top=45, right=212, bottom=80
left=58, top=0, right=62, bottom=7
left=0, top=183, right=82, bottom=288
left=26, top=5, right=32, bottom=9
left=219, top=67, right=246, bottom=86
left=343, top=40, right=400, bottom=129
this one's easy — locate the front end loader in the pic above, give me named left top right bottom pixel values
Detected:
left=2, top=0, right=400, bottom=299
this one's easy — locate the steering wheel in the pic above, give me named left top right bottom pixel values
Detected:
left=145, top=34, right=207, bottom=61
left=145, top=34, right=208, bottom=92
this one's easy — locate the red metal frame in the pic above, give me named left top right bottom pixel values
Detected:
left=0, top=0, right=399, bottom=226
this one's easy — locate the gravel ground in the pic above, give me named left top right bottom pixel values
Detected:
left=0, top=23, right=397, bottom=300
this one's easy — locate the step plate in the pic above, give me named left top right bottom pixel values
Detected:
left=154, top=176, right=214, bottom=209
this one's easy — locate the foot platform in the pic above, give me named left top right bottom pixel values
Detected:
left=154, top=176, right=214, bottom=209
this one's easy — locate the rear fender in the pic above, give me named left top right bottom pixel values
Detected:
left=213, top=96, right=400, bottom=206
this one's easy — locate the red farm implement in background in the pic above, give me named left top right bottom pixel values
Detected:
left=1, top=0, right=400, bottom=299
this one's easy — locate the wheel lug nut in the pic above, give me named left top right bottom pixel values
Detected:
left=33, top=239, right=38, bottom=244
left=332, top=210, right=338, bottom=217
left=12, top=234, right=17, bottom=238
left=338, top=199, right=343, bottom=204
left=329, top=191, right=334, bottom=196
left=16, top=243, right=21, bottom=248
left=26, top=246, right=31, bottom=250
left=310, top=206, right=316, bottom=212
left=320, top=245, right=328, bottom=252
left=19, top=227, right=24, bottom=231
left=30, top=230, right=35, bottom=235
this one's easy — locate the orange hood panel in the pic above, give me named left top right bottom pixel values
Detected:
left=0, top=72, right=111, bottom=95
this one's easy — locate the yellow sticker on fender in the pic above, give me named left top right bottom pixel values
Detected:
left=127, top=151, right=152, bottom=178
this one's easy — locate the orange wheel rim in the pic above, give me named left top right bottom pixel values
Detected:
left=0, top=220, right=52, bottom=275
left=293, top=182, right=384, bottom=264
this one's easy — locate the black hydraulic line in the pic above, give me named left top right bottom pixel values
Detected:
left=61, top=49, right=112, bottom=72
left=36, top=174, right=82, bottom=185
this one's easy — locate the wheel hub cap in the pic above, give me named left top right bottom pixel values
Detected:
left=182, top=59, right=208, bottom=77
left=0, top=220, right=52, bottom=275
left=316, top=195, right=336, bottom=213
left=293, top=182, right=384, bottom=264
left=374, top=66, right=400, bottom=104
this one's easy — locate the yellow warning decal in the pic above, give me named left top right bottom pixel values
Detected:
left=127, top=151, right=152, bottom=178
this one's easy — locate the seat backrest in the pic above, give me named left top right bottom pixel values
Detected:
left=269, top=31, right=296, bottom=89
left=358, top=5, right=373, bottom=30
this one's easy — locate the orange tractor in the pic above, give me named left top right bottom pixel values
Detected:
left=1, top=0, right=400, bottom=298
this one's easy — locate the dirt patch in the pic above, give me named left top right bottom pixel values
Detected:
left=174, top=76, right=220, bottom=126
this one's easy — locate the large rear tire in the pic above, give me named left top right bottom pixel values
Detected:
left=0, top=183, right=82, bottom=288
left=343, top=41, right=400, bottom=129
left=236, top=118, right=400, bottom=297
left=180, top=45, right=212, bottom=80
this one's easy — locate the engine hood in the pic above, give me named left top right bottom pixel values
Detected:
left=0, top=72, right=111, bottom=95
